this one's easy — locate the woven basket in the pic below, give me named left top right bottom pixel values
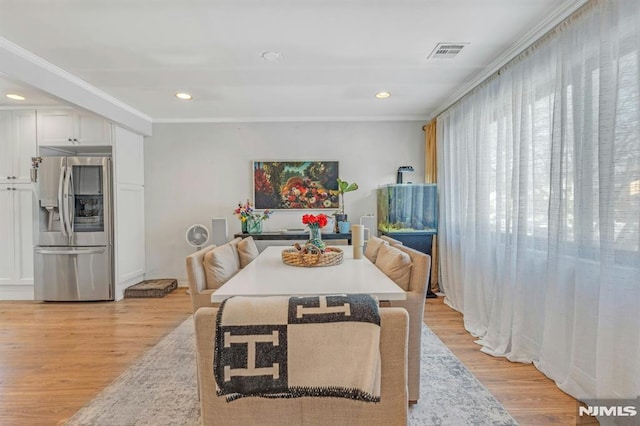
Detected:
left=281, top=246, right=344, bottom=267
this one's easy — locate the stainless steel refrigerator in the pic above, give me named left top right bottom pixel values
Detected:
left=32, top=156, right=114, bottom=301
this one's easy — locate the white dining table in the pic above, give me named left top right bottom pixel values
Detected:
left=211, top=246, right=407, bottom=302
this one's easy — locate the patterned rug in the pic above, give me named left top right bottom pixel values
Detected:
left=66, top=317, right=518, bottom=426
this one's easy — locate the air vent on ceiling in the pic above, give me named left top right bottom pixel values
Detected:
left=428, top=43, right=467, bottom=59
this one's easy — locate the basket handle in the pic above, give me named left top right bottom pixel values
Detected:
left=300, top=243, right=323, bottom=265
left=304, top=242, right=323, bottom=254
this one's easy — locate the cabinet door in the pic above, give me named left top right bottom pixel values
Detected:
left=0, top=185, right=33, bottom=285
left=76, top=112, right=112, bottom=145
left=36, top=110, right=75, bottom=145
left=14, top=185, right=34, bottom=283
left=0, top=111, right=37, bottom=183
left=0, top=112, right=13, bottom=183
left=0, top=185, right=16, bottom=284
left=115, top=184, right=145, bottom=284
left=13, top=111, right=37, bottom=183
left=37, top=110, right=111, bottom=147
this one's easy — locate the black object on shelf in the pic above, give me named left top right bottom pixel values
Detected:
left=233, top=232, right=352, bottom=245
left=396, top=165, right=415, bottom=184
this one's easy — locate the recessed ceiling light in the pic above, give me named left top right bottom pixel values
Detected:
left=175, top=92, right=192, bottom=100
left=261, top=51, right=283, bottom=62
left=6, top=93, right=25, bottom=101
left=375, top=91, right=391, bottom=99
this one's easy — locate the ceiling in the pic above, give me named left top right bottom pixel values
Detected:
left=0, top=77, right=60, bottom=106
left=0, top=0, right=582, bottom=123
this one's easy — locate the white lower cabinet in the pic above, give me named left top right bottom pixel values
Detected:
left=0, top=184, right=34, bottom=299
left=115, top=184, right=145, bottom=300
left=113, top=126, right=145, bottom=300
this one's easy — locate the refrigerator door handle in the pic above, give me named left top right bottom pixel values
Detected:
left=35, top=248, right=106, bottom=255
left=63, top=165, right=73, bottom=237
left=67, top=166, right=75, bottom=234
left=58, top=166, right=68, bottom=236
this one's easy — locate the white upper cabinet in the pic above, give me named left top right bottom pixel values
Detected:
left=0, top=110, right=37, bottom=184
left=37, top=109, right=112, bottom=146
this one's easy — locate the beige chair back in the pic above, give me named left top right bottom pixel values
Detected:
left=184, top=237, right=249, bottom=313
left=194, top=307, right=409, bottom=425
left=185, top=245, right=217, bottom=312
left=380, top=235, right=403, bottom=246
left=386, top=244, right=430, bottom=403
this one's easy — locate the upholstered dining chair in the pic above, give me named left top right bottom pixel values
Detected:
left=194, top=306, right=409, bottom=426
left=364, top=235, right=388, bottom=263
left=380, top=235, right=404, bottom=246
left=185, top=245, right=218, bottom=312
left=186, top=237, right=261, bottom=313
left=373, top=242, right=430, bottom=404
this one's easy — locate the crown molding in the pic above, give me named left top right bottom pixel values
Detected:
left=427, top=0, right=589, bottom=120
left=0, top=37, right=153, bottom=135
left=153, top=115, right=427, bottom=124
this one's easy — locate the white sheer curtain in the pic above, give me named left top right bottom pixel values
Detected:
left=437, top=0, right=639, bottom=404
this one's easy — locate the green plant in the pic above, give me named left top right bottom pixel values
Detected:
left=336, top=178, right=359, bottom=215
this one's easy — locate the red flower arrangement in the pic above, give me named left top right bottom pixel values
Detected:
left=302, top=213, right=328, bottom=228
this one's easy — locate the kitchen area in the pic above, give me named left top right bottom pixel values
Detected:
left=0, top=105, right=146, bottom=302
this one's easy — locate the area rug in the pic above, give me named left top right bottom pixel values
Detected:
left=65, top=318, right=518, bottom=426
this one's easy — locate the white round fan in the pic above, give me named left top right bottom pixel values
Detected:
left=185, top=224, right=210, bottom=249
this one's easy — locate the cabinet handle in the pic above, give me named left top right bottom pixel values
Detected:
left=5, top=187, right=10, bottom=190
left=12, top=187, right=16, bottom=191
left=68, top=138, right=72, bottom=142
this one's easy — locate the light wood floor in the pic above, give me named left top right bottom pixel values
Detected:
left=0, top=291, right=193, bottom=426
left=0, top=290, right=594, bottom=425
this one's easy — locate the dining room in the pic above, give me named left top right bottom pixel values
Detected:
left=2, top=0, right=639, bottom=424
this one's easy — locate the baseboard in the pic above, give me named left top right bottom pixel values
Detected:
left=115, top=273, right=145, bottom=301
left=0, top=285, right=34, bottom=301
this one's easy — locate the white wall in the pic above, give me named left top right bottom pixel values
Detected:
left=144, top=121, right=424, bottom=281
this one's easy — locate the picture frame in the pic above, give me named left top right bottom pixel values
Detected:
left=253, top=161, right=339, bottom=209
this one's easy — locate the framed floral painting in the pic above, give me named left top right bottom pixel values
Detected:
left=253, top=161, right=339, bottom=209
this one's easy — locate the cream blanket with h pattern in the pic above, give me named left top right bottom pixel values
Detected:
left=214, top=294, right=381, bottom=402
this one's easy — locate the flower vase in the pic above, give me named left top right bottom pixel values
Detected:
left=247, top=218, right=263, bottom=234
left=307, top=225, right=326, bottom=250
left=241, top=220, right=248, bottom=233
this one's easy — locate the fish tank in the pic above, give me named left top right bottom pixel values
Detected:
left=376, top=184, right=437, bottom=234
